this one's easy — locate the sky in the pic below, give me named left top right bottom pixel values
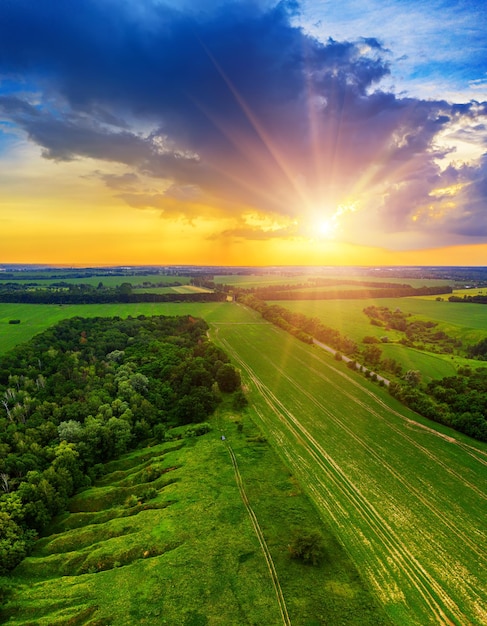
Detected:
left=0, top=0, right=486, bottom=266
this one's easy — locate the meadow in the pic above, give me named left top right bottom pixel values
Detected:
left=1, top=405, right=388, bottom=626
left=0, top=302, right=252, bottom=355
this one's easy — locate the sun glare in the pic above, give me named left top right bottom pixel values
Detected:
left=316, top=218, right=335, bottom=238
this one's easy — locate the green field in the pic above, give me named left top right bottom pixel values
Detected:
left=214, top=274, right=453, bottom=289
left=419, top=288, right=486, bottom=300
left=267, top=297, right=487, bottom=379
left=378, top=343, right=471, bottom=380
left=211, top=317, right=487, bottom=625
left=268, top=298, right=487, bottom=344
left=2, top=406, right=388, bottom=625
left=1, top=301, right=486, bottom=624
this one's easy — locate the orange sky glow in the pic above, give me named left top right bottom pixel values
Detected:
left=0, top=1, right=486, bottom=267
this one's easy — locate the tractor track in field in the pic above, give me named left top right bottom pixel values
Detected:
left=224, top=442, right=292, bottom=626
left=243, top=361, right=464, bottom=625
left=297, top=346, right=487, bottom=489
left=236, top=328, right=487, bottom=515
left=268, top=352, right=487, bottom=564
left=215, top=329, right=473, bottom=626
left=304, top=337, right=487, bottom=468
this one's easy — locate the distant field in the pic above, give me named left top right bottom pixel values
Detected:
left=2, top=406, right=388, bottom=625
left=214, top=274, right=453, bottom=289
left=213, top=320, right=487, bottom=625
left=417, top=288, right=487, bottom=300
left=0, top=274, right=192, bottom=288
left=267, top=297, right=487, bottom=379
left=288, top=284, right=373, bottom=293
left=450, top=288, right=487, bottom=297
left=135, top=285, right=213, bottom=294
left=268, top=297, right=487, bottom=340
left=214, top=274, right=323, bottom=288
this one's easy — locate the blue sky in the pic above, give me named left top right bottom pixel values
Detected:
left=0, top=0, right=486, bottom=265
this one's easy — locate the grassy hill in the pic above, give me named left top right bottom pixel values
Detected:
left=1, top=406, right=388, bottom=625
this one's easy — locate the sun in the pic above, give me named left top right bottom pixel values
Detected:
left=316, top=218, right=335, bottom=238
left=308, top=212, right=337, bottom=239
left=308, top=199, right=359, bottom=241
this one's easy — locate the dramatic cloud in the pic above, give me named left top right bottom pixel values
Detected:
left=0, top=0, right=486, bottom=252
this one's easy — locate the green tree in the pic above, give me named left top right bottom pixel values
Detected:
left=0, top=511, right=35, bottom=574
left=216, top=364, right=241, bottom=393
left=404, top=369, right=422, bottom=387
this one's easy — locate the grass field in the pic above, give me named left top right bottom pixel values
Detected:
left=214, top=274, right=453, bottom=289
left=1, top=301, right=486, bottom=624
left=268, top=298, right=487, bottom=344
left=211, top=317, right=487, bottom=625
left=378, top=344, right=471, bottom=380
left=1, top=405, right=389, bottom=625
left=419, top=288, right=487, bottom=300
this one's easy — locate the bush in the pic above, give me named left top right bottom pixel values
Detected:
left=232, top=389, right=248, bottom=410
left=288, top=529, right=325, bottom=566
left=125, top=494, right=139, bottom=508
left=185, top=422, right=211, bottom=437
left=8, top=319, right=20, bottom=325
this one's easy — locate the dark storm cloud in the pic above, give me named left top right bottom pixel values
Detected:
left=0, top=1, right=390, bottom=152
left=0, top=0, right=485, bottom=242
left=0, top=96, right=151, bottom=163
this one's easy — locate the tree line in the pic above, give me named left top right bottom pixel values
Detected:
left=448, top=294, right=487, bottom=304
left=248, top=285, right=452, bottom=301
left=0, top=314, right=242, bottom=574
left=0, top=288, right=225, bottom=304
left=390, top=366, right=487, bottom=441
left=363, top=305, right=462, bottom=353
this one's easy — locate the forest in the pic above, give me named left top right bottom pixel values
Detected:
left=0, top=284, right=225, bottom=304
left=0, top=315, right=242, bottom=574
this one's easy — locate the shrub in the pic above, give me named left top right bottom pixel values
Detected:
left=232, top=389, right=248, bottom=410
left=288, top=529, right=325, bottom=566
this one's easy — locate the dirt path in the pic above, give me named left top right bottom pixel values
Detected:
left=312, top=337, right=391, bottom=386
left=224, top=440, right=291, bottom=626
